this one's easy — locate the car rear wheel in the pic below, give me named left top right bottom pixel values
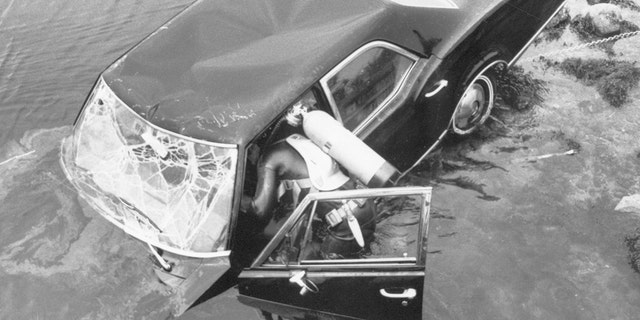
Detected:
left=451, top=54, right=507, bottom=136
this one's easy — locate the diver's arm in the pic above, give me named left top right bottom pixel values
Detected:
left=240, top=141, right=308, bottom=221
left=240, top=153, right=280, bottom=222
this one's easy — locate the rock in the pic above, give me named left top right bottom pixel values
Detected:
left=587, top=0, right=640, bottom=11
left=615, top=194, right=640, bottom=215
left=584, top=4, right=624, bottom=36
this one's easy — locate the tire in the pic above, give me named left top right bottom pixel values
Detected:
left=451, top=50, right=508, bottom=135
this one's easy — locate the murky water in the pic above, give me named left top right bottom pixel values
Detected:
left=2, top=0, right=640, bottom=319
left=0, top=1, right=260, bottom=319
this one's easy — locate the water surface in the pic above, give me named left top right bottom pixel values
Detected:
left=0, top=1, right=260, bottom=319
left=2, top=0, right=640, bottom=319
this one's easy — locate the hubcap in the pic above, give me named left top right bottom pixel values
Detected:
left=453, top=74, right=494, bottom=134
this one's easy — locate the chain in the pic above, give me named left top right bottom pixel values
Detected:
left=523, top=30, right=640, bottom=62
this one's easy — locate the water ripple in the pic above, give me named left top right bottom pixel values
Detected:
left=0, top=0, right=191, bottom=147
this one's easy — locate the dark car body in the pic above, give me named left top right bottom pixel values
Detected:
left=61, top=0, right=566, bottom=318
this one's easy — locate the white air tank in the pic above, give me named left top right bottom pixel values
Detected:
left=302, top=110, right=399, bottom=187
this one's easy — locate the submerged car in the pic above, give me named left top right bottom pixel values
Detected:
left=61, top=0, right=566, bottom=318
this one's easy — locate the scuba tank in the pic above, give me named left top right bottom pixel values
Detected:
left=283, top=107, right=398, bottom=249
left=301, top=110, right=400, bottom=188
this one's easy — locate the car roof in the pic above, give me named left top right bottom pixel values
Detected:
left=102, top=0, right=505, bottom=146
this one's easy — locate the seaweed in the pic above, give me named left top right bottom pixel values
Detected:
left=437, top=176, right=501, bottom=202
left=494, top=65, right=549, bottom=111
left=625, top=228, right=640, bottom=275
left=556, top=58, right=640, bottom=107
left=536, top=7, right=571, bottom=44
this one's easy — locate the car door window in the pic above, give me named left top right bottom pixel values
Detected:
left=322, top=42, right=417, bottom=132
left=261, top=188, right=430, bottom=267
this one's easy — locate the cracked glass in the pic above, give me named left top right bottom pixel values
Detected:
left=61, top=79, right=237, bottom=257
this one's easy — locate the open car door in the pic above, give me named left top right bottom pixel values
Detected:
left=238, top=186, right=432, bottom=320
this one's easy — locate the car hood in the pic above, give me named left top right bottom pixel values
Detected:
left=102, top=0, right=510, bottom=146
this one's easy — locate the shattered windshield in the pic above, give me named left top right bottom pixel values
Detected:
left=61, top=79, right=237, bottom=257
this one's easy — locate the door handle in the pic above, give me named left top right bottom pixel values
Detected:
left=424, top=80, right=448, bottom=98
left=289, top=271, right=319, bottom=296
left=379, top=288, right=417, bottom=299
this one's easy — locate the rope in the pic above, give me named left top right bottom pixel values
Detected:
left=523, top=30, right=640, bottom=62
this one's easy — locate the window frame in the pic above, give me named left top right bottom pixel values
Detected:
left=249, top=186, right=432, bottom=269
left=319, top=41, right=420, bottom=135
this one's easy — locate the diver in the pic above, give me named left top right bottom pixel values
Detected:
left=240, top=132, right=376, bottom=259
left=237, top=94, right=407, bottom=261
left=240, top=133, right=348, bottom=230
left=239, top=95, right=381, bottom=258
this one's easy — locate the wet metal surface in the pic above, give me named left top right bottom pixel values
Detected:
left=1, top=0, right=640, bottom=319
